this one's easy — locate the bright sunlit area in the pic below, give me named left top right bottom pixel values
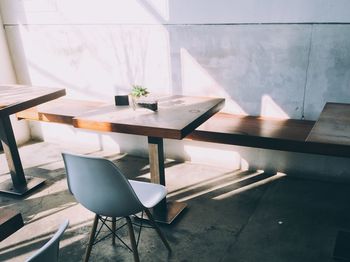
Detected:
left=1, top=1, right=350, bottom=261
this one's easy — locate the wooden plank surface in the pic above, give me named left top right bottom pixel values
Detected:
left=307, top=103, right=350, bottom=145
left=73, top=95, right=225, bottom=139
left=192, top=113, right=314, bottom=141
left=0, top=85, right=66, bottom=116
left=188, top=113, right=316, bottom=153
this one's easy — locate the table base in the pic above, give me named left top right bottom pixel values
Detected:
left=138, top=201, right=187, bottom=224
left=0, top=176, right=45, bottom=196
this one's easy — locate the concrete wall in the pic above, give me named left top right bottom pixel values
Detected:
left=1, top=0, right=350, bottom=181
left=0, top=11, right=30, bottom=145
left=1, top=0, right=350, bottom=24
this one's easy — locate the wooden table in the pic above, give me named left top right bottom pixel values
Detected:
left=306, top=102, right=350, bottom=261
left=0, top=85, right=66, bottom=195
left=73, top=95, right=225, bottom=223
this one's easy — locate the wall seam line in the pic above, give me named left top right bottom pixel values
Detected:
left=301, top=24, right=313, bottom=120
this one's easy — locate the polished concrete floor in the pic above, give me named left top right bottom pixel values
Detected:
left=1, top=141, right=350, bottom=261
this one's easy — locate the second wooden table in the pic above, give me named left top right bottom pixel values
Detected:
left=0, top=85, right=65, bottom=195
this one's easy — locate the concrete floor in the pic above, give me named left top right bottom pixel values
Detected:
left=1, top=141, right=350, bottom=261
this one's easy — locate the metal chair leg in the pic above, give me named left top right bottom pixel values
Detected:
left=112, top=217, right=116, bottom=245
left=84, top=214, right=99, bottom=262
left=126, top=216, right=140, bottom=262
left=145, top=209, right=171, bottom=252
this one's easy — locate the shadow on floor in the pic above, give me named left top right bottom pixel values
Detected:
left=1, top=142, right=350, bottom=261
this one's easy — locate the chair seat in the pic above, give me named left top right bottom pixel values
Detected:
left=129, top=180, right=167, bottom=209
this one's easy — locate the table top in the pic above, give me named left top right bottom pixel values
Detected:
left=306, top=102, right=350, bottom=145
left=73, top=95, right=225, bottom=139
left=0, top=85, right=66, bottom=117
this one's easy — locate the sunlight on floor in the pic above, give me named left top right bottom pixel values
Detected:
left=213, top=172, right=286, bottom=200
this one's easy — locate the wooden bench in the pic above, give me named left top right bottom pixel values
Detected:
left=188, top=113, right=350, bottom=158
left=16, top=98, right=350, bottom=158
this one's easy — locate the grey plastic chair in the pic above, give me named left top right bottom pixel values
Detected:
left=26, top=219, right=69, bottom=262
left=62, top=152, right=171, bottom=262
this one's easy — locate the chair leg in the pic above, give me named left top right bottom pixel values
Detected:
left=145, top=209, right=171, bottom=252
left=84, top=214, right=99, bottom=262
left=112, top=217, right=116, bottom=245
left=125, top=216, right=140, bottom=262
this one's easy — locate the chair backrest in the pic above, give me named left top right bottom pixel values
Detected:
left=26, top=219, right=69, bottom=262
left=62, top=152, right=144, bottom=217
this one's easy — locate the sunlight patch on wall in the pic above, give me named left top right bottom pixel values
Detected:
left=183, top=144, right=241, bottom=170
left=180, top=47, right=246, bottom=114
left=241, top=157, right=249, bottom=170
left=261, top=94, right=289, bottom=119
left=99, top=134, right=123, bottom=152
left=8, top=24, right=171, bottom=100
left=5, top=0, right=164, bottom=24
left=23, top=0, right=57, bottom=13
left=34, top=123, right=121, bottom=153
left=146, top=0, right=169, bottom=21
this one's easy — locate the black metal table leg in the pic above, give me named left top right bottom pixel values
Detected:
left=0, top=116, right=45, bottom=196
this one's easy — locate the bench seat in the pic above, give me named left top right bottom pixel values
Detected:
left=16, top=98, right=350, bottom=158
left=187, top=113, right=350, bottom=157
left=188, top=113, right=315, bottom=151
